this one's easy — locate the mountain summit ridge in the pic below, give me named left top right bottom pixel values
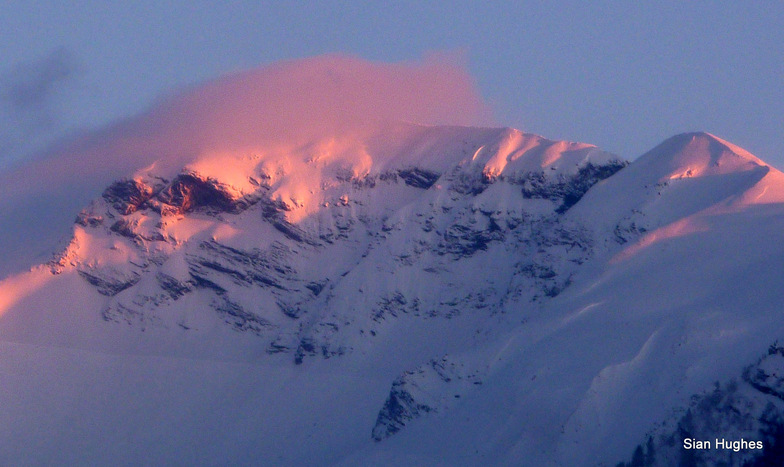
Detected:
left=2, top=126, right=784, bottom=465
left=0, top=123, right=620, bottom=280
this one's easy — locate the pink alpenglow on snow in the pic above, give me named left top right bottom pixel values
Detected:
left=3, top=55, right=784, bottom=465
left=0, top=55, right=492, bottom=277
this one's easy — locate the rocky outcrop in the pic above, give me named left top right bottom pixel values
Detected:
left=521, top=160, right=628, bottom=213
left=372, top=356, right=483, bottom=441
left=396, top=168, right=441, bottom=189
left=78, top=267, right=141, bottom=296
left=154, top=173, right=247, bottom=214
left=103, top=179, right=156, bottom=215
left=214, top=296, right=273, bottom=335
left=186, top=240, right=295, bottom=291
left=103, top=172, right=262, bottom=217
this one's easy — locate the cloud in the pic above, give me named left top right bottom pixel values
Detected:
left=0, top=54, right=493, bottom=277
left=0, top=47, right=80, bottom=164
left=12, top=53, right=493, bottom=191
left=3, top=47, right=78, bottom=117
left=117, top=53, right=493, bottom=154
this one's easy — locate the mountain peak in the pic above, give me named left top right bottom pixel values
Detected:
left=5, top=123, right=784, bottom=466
left=568, top=131, right=784, bottom=238
left=636, top=131, right=769, bottom=178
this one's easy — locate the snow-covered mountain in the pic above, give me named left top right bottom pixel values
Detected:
left=2, top=121, right=784, bottom=466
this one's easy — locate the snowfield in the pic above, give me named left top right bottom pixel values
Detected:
left=2, top=124, right=784, bottom=466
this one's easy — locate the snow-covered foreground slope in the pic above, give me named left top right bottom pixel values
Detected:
left=2, top=127, right=784, bottom=466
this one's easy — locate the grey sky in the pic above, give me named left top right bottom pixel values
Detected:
left=1, top=1, right=782, bottom=167
left=0, top=47, right=79, bottom=162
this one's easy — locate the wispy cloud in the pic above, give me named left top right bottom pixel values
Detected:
left=136, top=53, right=493, bottom=152
left=0, top=47, right=80, bottom=164
left=0, top=54, right=491, bottom=276
left=13, top=53, right=492, bottom=185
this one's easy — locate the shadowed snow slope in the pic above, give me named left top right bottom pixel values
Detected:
left=2, top=127, right=784, bottom=466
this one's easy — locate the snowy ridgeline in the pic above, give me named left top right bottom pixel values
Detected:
left=38, top=125, right=626, bottom=368
left=3, top=127, right=784, bottom=465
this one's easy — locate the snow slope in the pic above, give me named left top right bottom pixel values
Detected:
left=2, top=125, right=784, bottom=466
left=347, top=132, right=784, bottom=466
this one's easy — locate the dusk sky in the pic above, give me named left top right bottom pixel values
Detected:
left=1, top=2, right=782, bottom=168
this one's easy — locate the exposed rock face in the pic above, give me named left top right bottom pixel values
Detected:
left=155, top=273, right=192, bottom=299
left=372, top=376, right=434, bottom=441
left=372, top=356, right=483, bottom=441
left=75, top=210, right=103, bottom=227
left=521, top=160, right=628, bottom=213
left=102, top=172, right=261, bottom=218
left=396, top=168, right=441, bottom=189
left=103, top=179, right=155, bottom=215
left=155, top=173, right=242, bottom=214
left=78, top=267, right=142, bottom=296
